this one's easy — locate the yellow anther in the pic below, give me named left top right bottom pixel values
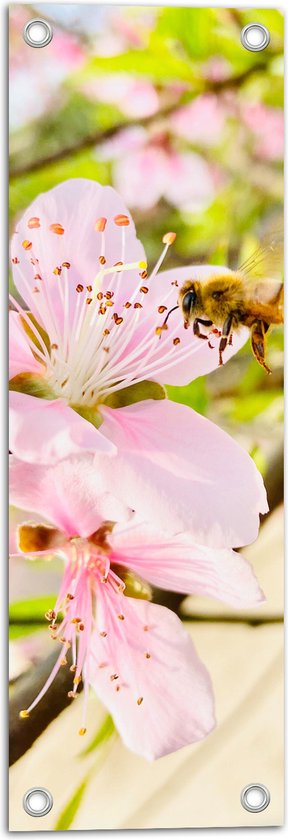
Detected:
left=95, top=217, right=107, bottom=232
left=162, top=232, right=176, bottom=246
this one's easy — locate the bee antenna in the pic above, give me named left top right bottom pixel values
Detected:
left=162, top=305, right=179, bottom=327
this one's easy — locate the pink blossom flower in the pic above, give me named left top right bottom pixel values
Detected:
left=104, top=129, right=216, bottom=211
left=171, top=94, right=226, bottom=147
left=242, top=103, right=284, bottom=162
left=114, top=143, right=216, bottom=212
left=10, top=454, right=264, bottom=760
left=97, top=125, right=147, bottom=159
left=9, top=179, right=268, bottom=546
left=9, top=10, right=84, bottom=130
left=112, top=9, right=156, bottom=49
left=164, top=150, right=217, bottom=213
left=202, top=57, right=232, bottom=83
left=83, top=73, right=159, bottom=118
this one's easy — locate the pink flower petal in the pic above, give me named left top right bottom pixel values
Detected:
left=11, top=179, right=146, bottom=334
left=91, top=596, right=215, bottom=760
left=9, top=391, right=115, bottom=464
left=9, top=454, right=131, bottom=537
left=100, top=400, right=268, bottom=548
left=110, top=522, right=264, bottom=609
left=9, top=311, right=44, bottom=380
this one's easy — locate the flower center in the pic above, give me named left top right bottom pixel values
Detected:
left=10, top=217, right=186, bottom=410
left=19, top=521, right=149, bottom=731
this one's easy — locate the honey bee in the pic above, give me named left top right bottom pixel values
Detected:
left=162, top=237, right=283, bottom=373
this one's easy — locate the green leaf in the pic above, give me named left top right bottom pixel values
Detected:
left=74, top=46, right=197, bottom=84
left=157, top=7, right=218, bottom=60
left=239, top=9, right=284, bottom=41
left=166, top=379, right=208, bottom=415
left=250, top=445, right=267, bottom=477
left=9, top=595, right=58, bottom=623
left=103, top=380, right=166, bottom=409
left=9, top=623, right=44, bottom=640
left=228, top=390, right=283, bottom=423
left=55, top=715, right=116, bottom=829
left=79, top=714, right=115, bottom=757
left=54, top=776, right=90, bottom=831
left=208, top=240, right=229, bottom=266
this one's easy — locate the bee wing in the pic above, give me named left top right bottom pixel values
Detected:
left=248, top=276, right=283, bottom=305
left=238, top=233, right=283, bottom=303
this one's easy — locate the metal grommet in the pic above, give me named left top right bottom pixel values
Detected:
left=23, top=788, right=53, bottom=817
left=23, top=18, right=53, bottom=49
left=241, top=784, right=270, bottom=813
left=241, top=23, right=270, bottom=52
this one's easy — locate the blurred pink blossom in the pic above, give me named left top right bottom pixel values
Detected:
left=83, top=73, right=159, bottom=118
left=164, top=150, right=217, bottom=212
left=202, top=56, right=232, bottom=83
left=97, top=126, right=147, bottom=159
left=93, top=8, right=156, bottom=55
left=171, top=94, right=226, bottom=146
left=101, top=127, right=216, bottom=211
left=242, top=103, right=284, bottom=162
left=10, top=454, right=264, bottom=758
left=9, top=7, right=84, bottom=129
left=114, top=144, right=169, bottom=209
left=112, top=10, right=156, bottom=49
left=50, top=32, right=84, bottom=66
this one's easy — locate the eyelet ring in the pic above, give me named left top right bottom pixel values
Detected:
left=240, top=23, right=270, bottom=52
left=23, top=788, right=53, bottom=817
left=241, top=784, right=270, bottom=813
left=23, top=19, right=53, bottom=49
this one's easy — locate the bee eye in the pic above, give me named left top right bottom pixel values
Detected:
left=182, top=289, right=196, bottom=315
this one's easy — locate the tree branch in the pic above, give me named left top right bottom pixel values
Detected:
left=10, top=62, right=267, bottom=179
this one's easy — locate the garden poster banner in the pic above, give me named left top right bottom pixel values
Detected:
left=9, top=4, right=284, bottom=830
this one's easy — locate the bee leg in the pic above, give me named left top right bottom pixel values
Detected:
left=193, top=318, right=213, bottom=340
left=251, top=320, right=271, bottom=374
left=218, top=315, right=234, bottom=366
